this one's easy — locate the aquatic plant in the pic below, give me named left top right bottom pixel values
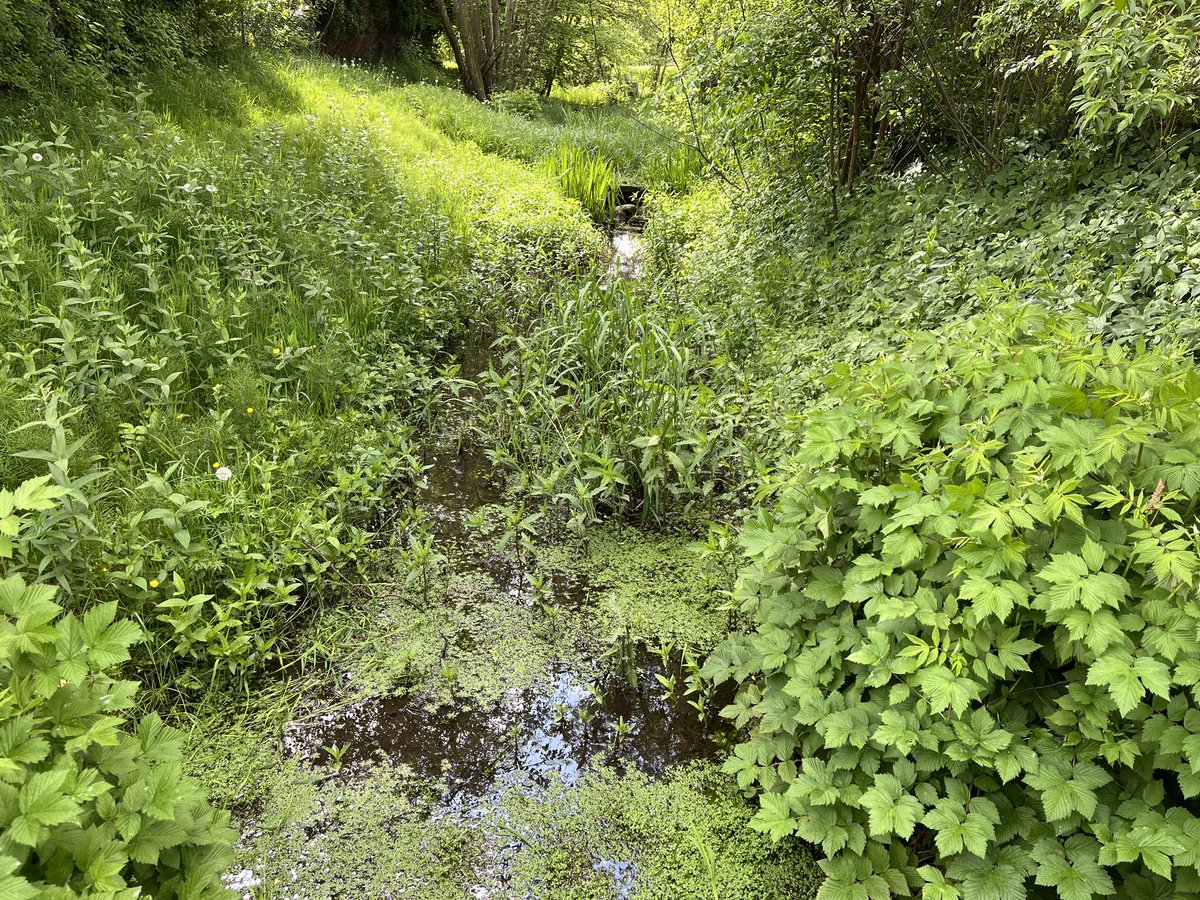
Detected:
left=541, top=142, right=620, bottom=221
left=478, top=278, right=733, bottom=523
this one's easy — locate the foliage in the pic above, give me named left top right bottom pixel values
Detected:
left=234, top=0, right=319, bottom=53
left=0, top=57, right=597, bottom=680
left=0, top=476, right=234, bottom=898
left=502, top=0, right=654, bottom=95
left=0, top=0, right=234, bottom=95
left=403, top=81, right=695, bottom=190
left=652, top=138, right=1200, bottom=352
left=541, top=143, right=619, bottom=221
left=478, top=279, right=734, bottom=524
left=491, top=87, right=544, bottom=120
left=703, top=304, right=1200, bottom=898
left=314, top=0, right=436, bottom=58
left=657, top=0, right=1195, bottom=198
left=1050, top=0, right=1200, bottom=141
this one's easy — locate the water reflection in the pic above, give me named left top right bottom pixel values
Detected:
left=607, top=230, right=643, bottom=281
left=283, top=649, right=718, bottom=804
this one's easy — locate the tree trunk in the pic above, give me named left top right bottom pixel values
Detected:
left=434, top=0, right=515, bottom=101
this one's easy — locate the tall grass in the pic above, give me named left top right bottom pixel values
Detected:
left=400, top=81, right=698, bottom=190
left=542, top=143, right=620, bottom=221
left=0, top=54, right=599, bottom=684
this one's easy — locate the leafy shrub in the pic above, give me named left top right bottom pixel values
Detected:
left=0, top=477, right=234, bottom=898
left=1050, top=0, right=1199, bottom=140
left=704, top=305, right=1200, bottom=899
left=0, top=0, right=232, bottom=95
left=491, top=88, right=543, bottom=121
left=660, top=140, right=1200, bottom=358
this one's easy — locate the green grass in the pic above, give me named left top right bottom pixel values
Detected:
left=542, top=141, right=620, bottom=221
left=400, top=80, right=701, bottom=189
left=0, top=51, right=599, bottom=682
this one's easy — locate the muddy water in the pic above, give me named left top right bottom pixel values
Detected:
left=280, top=422, right=726, bottom=893
left=606, top=229, right=643, bottom=281
left=283, top=649, right=715, bottom=799
left=284, top=439, right=722, bottom=788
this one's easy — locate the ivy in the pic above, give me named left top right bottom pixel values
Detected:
left=708, top=305, right=1200, bottom=898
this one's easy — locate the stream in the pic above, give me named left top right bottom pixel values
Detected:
left=264, top=224, right=727, bottom=897
left=282, top=440, right=719, bottom=798
left=606, top=229, right=644, bottom=281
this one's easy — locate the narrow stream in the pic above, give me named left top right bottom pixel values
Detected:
left=274, top=230, right=728, bottom=892
left=606, top=229, right=643, bottom=281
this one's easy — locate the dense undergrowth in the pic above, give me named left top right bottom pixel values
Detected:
left=481, top=138, right=1200, bottom=532
left=0, top=48, right=721, bottom=899
left=475, top=104, right=1200, bottom=898
left=5, top=6, right=1200, bottom=897
left=0, top=54, right=598, bottom=684
left=706, top=306, right=1200, bottom=898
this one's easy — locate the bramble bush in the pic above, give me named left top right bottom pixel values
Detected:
left=0, top=477, right=234, bottom=898
left=703, top=305, right=1200, bottom=899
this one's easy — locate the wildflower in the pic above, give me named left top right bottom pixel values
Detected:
left=273, top=347, right=281, bottom=356
left=31, top=152, right=42, bottom=162
left=183, top=182, right=195, bottom=193
left=246, top=406, right=255, bottom=414
left=215, top=466, right=233, bottom=482
left=149, top=579, right=160, bottom=588
left=212, top=461, right=221, bottom=469
left=206, top=183, right=217, bottom=193
left=101, top=566, right=108, bottom=573
left=242, top=268, right=253, bottom=280
left=176, top=414, right=185, bottom=420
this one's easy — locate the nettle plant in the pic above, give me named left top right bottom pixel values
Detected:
left=704, top=305, right=1200, bottom=899
left=0, top=477, right=234, bottom=898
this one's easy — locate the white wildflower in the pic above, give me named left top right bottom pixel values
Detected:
left=215, top=466, right=233, bottom=482
left=31, top=152, right=42, bottom=162
left=183, top=182, right=195, bottom=193
left=206, top=183, right=217, bottom=193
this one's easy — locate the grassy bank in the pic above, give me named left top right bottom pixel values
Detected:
left=0, top=52, right=598, bottom=685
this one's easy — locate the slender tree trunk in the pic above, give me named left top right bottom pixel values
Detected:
left=434, top=0, right=513, bottom=100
